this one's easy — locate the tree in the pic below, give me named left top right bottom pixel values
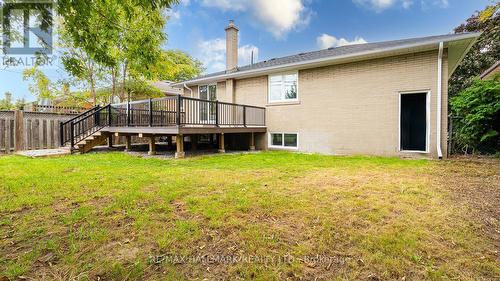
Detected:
left=0, top=92, right=14, bottom=110
left=450, top=74, right=500, bottom=154
left=56, top=0, right=179, bottom=102
left=22, top=67, right=54, bottom=100
left=149, top=50, right=204, bottom=82
left=0, top=92, right=26, bottom=110
left=57, top=19, right=106, bottom=106
left=450, top=4, right=499, bottom=98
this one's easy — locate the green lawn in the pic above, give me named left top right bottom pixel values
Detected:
left=0, top=152, right=498, bottom=280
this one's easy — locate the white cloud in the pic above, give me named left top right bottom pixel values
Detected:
left=238, top=44, right=259, bottom=65
left=201, top=0, right=247, bottom=11
left=196, top=38, right=259, bottom=73
left=402, top=0, right=412, bottom=9
left=200, top=0, right=312, bottom=38
left=166, top=10, right=181, bottom=20
left=316, top=34, right=367, bottom=49
left=353, top=0, right=450, bottom=12
left=353, top=0, right=397, bottom=12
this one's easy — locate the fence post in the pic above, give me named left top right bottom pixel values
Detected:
left=176, top=95, right=182, bottom=126
left=14, top=110, right=24, bottom=151
left=215, top=100, right=219, bottom=127
left=59, top=121, right=64, bottom=146
left=149, top=98, right=153, bottom=127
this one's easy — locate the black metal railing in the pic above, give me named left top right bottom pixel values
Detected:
left=109, top=95, right=265, bottom=128
left=60, top=105, right=112, bottom=149
left=60, top=96, right=265, bottom=148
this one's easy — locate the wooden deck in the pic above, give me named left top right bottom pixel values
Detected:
left=60, top=96, right=266, bottom=158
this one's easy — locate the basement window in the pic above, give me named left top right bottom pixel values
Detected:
left=268, top=72, right=298, bottom=103
left=269, top=133, right=298, bottom=149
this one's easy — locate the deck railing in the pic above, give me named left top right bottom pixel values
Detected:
left=109, top=95, right=266, bottom=128
left=60, top=96, right=266, bottom=147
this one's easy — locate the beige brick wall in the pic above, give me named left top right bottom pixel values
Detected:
left=232, top=50, right=449, bottom=158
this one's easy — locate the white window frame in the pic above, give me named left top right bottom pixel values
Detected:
left=268, top=132, right=299, bottom=150
left=198, top=84, right=217, bottom=99
left=198, top=84, right=217, bottom=122
left=398, top=90, right=430, bottom=153
left=267, top=71, right=299, bottom=103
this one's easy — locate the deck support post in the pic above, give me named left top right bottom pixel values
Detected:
left=125, top=135, right=132, bottom=152
left=218, top=133, right=225, bottom=153
left=167, top=135, right=173, bottom=147
left=148, top=135, right=156, bottom=155
left=249, top=132, right=255, bottom=151
left=108, top=135, right=113, bottom=148
left=191, top=135, right=197, bottom=151
left=175, top=134, right=185, bottom=158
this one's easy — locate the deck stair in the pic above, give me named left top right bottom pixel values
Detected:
left=75, top=131, right=110, bottom=153
left=60, top=104, right=112, bottom=154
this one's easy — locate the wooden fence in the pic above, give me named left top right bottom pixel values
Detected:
left=0, top=110, right=77, bottom=154
left=27, top=104, right=89, bottom=114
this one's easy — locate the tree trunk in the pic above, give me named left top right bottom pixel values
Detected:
left=121, top=62, right=127, bottom=102
left=111, top=67, right=117, bottom=104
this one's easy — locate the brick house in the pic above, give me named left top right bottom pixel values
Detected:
left=174, top=21, right=479, bottom=158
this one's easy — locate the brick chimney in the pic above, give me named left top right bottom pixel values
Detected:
left=225, top=20, right=239, bottom=72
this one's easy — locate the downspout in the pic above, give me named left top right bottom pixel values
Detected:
left=183, top=83, right=193, bottom=97
left=436, top=42, right=443, bottom=159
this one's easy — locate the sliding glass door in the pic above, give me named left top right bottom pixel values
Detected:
left=199, top=85, right=217, bottom=122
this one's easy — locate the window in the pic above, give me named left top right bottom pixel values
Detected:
left=269, top=133, right=298, bottom=149
left=268, top=72, right=298, bottom=103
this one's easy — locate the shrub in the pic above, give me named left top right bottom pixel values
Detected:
left=450, top=74, right=500, bottom=154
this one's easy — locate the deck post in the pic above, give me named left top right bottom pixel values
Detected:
left=125, top=135, right=132, bottom=152
left=127, top=100, right=131, bottom=126
left=167, top=135, right=173, bottom=147
left=108, top=105, right=112, bottom=126
left=175, top=134, right=185, bottom=158
left=176, top=95, right=182, bottom=126
left=249, top=132, right=255, bottom=151
left=108, top=135, right=113, bottom=148
left=191, top=135, right=197, bottom=150
left=148, top=98, right=153, bottom=127
left=215, top=100, right=219, bottom=127
left=218, top=133, right=225, bottom=153
left=243, top=105, right=246, bottom=127
left=148, top=135, right=156, bottom=155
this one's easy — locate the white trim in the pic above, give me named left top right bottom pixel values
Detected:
left=436, top=42, right=443, bottom=158
left=268, top=132, right=299, bottom=150
left=267, top=71, right=299, bottom=104
left=198, top=84, right=217, bottom=122
left=398, top=90, right=431, bottom=153
left=174, top=33, right=480, bottom=87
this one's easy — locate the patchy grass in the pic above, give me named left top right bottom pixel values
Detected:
left=0, top=152, right=498, bottom=280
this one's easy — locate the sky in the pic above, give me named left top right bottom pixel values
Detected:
left=0, top=0, right=494, bottom=101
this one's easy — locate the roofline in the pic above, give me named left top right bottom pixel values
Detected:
left=174, top=32, right=480, bottom=87
left=479, top=60, right=500, bottom=79
left=448, top=32, right=482, bottom=77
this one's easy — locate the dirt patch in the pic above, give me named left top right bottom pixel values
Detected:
left=436, top=157, right=500, bottom=249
